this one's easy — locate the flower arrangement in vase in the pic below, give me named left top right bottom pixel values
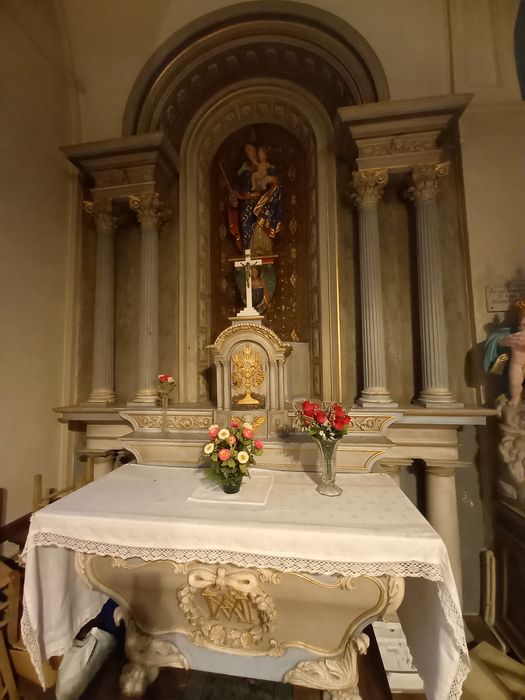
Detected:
left=158, top=374, right=175, bottom=436
left=202, top=419, right=264, bottom=493
left=296, top=400, right=352, bottom=496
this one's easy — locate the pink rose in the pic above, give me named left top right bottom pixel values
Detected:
left=228, top=435, right=237, bottom=446
left=208, top=426, right=219, bottom=439
left=242, top=428, right=254, bottom=439
left=218, top=448, right=231, bottom=462
left=254, top=439, right=263, bottom=450
left=230, top=418, right=241, bottom=428
left=315, top=410, right=327, bottom=424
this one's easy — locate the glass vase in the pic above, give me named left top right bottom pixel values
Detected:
left=312, top=435, right=343, bottom=497
left=222, top=474, right=243, bottom=494
left=160, top=393, right=169, bottom=437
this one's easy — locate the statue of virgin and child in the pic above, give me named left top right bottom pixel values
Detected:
left=224, top=143, right=283, bottom=314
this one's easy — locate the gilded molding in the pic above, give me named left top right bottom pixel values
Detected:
left=406, top=162, right=450, bottom=202
left=351, top=169, right=388, bottom=208
left=135, top=414, right=213, bottom=431
left=212, top=323, right=292, bottom=356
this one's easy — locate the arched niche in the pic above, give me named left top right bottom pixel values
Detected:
left=178, top=80, right=341, bottom=405
left=122, top=2, right=389, bottom=143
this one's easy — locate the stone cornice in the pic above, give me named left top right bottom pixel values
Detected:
left=337, top=94, right=472, bottom=172
left=61, top=132, right=179, bottom=201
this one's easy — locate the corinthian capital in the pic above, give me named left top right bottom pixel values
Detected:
left=129, top=193, right=171, bottom=229
left=406, top=162, right=450, bottom=203
left=83, top=199, right=116, bottom=233
left=351, top=169, right=388, bottom=209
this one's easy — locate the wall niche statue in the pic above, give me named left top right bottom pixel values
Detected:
left=210, top=124, right=311, bottom=343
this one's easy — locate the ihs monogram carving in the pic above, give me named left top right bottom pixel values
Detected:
left=177, top=566, right=278, bottom=652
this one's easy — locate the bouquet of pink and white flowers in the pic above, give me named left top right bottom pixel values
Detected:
left=202, top=418, right=264, bottom=491
left=297, top=400, right=352, bottom=441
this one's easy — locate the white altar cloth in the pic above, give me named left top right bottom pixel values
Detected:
left=22, top=464, right=468, bottom=699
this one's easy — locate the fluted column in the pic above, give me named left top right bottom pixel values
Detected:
left=424, top=460, right=464, bottom=603
left=84, top=199, right=117, bottom=404
left=407, top=164, right=461, bottom=407
left=129, top=193, right=168, bottom=405
left=352, top=170, right=397, bottom=407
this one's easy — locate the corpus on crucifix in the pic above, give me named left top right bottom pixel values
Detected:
left=233, top=249, right=264, bottom=318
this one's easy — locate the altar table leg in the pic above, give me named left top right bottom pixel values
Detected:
left=115, top=607, right=189, bottom=697
left=285, top=631, right=369, bottom=700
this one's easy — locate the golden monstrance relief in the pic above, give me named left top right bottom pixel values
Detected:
left=231, top=345, right=265, bottom=407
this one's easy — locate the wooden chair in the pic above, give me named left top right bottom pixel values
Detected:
left=0, top=560, right=20, bottom=699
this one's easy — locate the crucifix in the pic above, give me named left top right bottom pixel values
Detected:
left=234, top=249, right=263, bottom=318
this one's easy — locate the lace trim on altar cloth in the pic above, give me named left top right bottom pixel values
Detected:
left=22, top=532, right=469, bottom=699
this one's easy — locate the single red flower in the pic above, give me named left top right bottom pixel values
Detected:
left=334, top=418, right=346, bottom=431
left=343, top=415, right=351, bottom=425
left=333, top=404, right=345, bottom=418
left=302, top=400, right=316, bottom=417
left=315, top=410, right=327, bottom=424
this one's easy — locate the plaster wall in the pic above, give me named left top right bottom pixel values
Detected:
left=0, top=1, right=80, bottom=522
left=60, top=0, right=451, bottom=142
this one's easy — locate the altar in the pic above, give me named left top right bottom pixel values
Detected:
left=22, top=463, right=468, bottom=700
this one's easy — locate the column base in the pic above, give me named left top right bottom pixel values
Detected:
left=414, top=392, right=463, bottom=408
left=87, top=390, right=117, bottom=405
left=357, top=392, right=398, bottom=409
left=128, top=391, right=159, bottom=406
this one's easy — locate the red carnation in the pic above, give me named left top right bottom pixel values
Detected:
left=334, top=418, right=346, bottom=431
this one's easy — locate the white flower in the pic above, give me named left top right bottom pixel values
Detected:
left=242, top=422, right=253, bottom=430
left=218, top=428, right=230, bottom=440
left=237, top=451, right=249, bottom=464
left=204, top=442, right=215, bottom=455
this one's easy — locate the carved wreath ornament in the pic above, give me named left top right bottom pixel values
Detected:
left=177, top=566, right=278, bottom=651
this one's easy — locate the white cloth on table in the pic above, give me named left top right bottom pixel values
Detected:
left=22, top=464, right=468, bottom=699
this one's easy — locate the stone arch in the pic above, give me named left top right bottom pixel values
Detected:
left=122, top=2, right=389, bottom=142
left=177, top=80, right=341, bottom=405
